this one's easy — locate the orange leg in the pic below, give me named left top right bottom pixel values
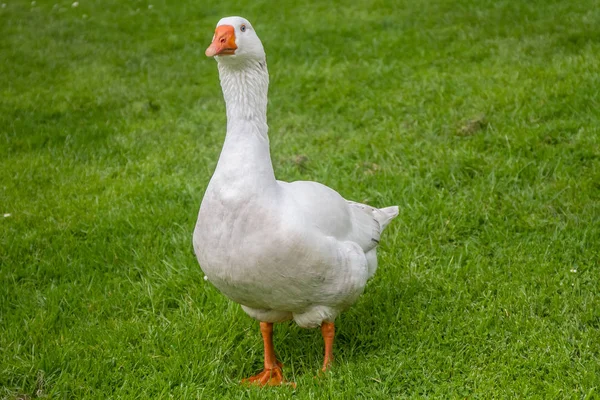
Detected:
left=242, top=322, right=292, bottom=386
left=321, top=321, right=335, bottom=371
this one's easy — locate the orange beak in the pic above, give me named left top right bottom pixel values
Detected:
left=205, top=25, right=237, bottom=57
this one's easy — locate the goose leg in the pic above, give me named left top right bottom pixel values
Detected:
left=321, top=321, right=335, bottom=371
left=243, top=322, right=290, bottom=386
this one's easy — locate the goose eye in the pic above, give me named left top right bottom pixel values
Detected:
left=240, top=24, right=246, bottom=32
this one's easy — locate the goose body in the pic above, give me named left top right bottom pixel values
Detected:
left=193, top=16, right=398, bottom=384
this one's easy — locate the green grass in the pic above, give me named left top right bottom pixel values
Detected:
left=1, top=0, right=599, bottom=398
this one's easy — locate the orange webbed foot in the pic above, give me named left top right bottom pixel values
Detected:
left=313, top=358, right=333, bottom=379
left=242, top=361, right=295, bottom=387
left=243, top=322, right=296, bottom=387
left=321, top=358, right=333, bottom=372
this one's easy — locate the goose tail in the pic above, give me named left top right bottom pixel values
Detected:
left=375, top=206, right=399, bottom=231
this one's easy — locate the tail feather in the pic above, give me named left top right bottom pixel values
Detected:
left=377, top=206, right=399, bottom=230
left=347, top=201, right=399, bottom=232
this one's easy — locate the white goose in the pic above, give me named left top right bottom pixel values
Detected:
left=193, top=16, right=398, bottom=386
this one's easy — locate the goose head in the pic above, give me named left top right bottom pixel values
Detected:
left=205, top=16, right=265, bottom=65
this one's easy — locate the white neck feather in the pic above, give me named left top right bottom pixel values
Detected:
left=212, top=59, right=276, bottom=189
left=218, top=60, right=269, bottom=131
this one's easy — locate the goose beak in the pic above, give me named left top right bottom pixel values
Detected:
left=205, top=25, right=237, bottom=57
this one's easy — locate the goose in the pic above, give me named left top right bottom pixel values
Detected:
left=193, top=16, right=399, bottom=386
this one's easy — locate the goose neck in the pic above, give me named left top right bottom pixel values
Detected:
left=218, top=60, right=269, bottom=128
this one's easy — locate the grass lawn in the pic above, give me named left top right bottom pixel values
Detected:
left=1, top=0, right=599, bottom=398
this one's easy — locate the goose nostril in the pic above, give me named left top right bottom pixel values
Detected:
left=220, top=37, right=226, bottom=43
